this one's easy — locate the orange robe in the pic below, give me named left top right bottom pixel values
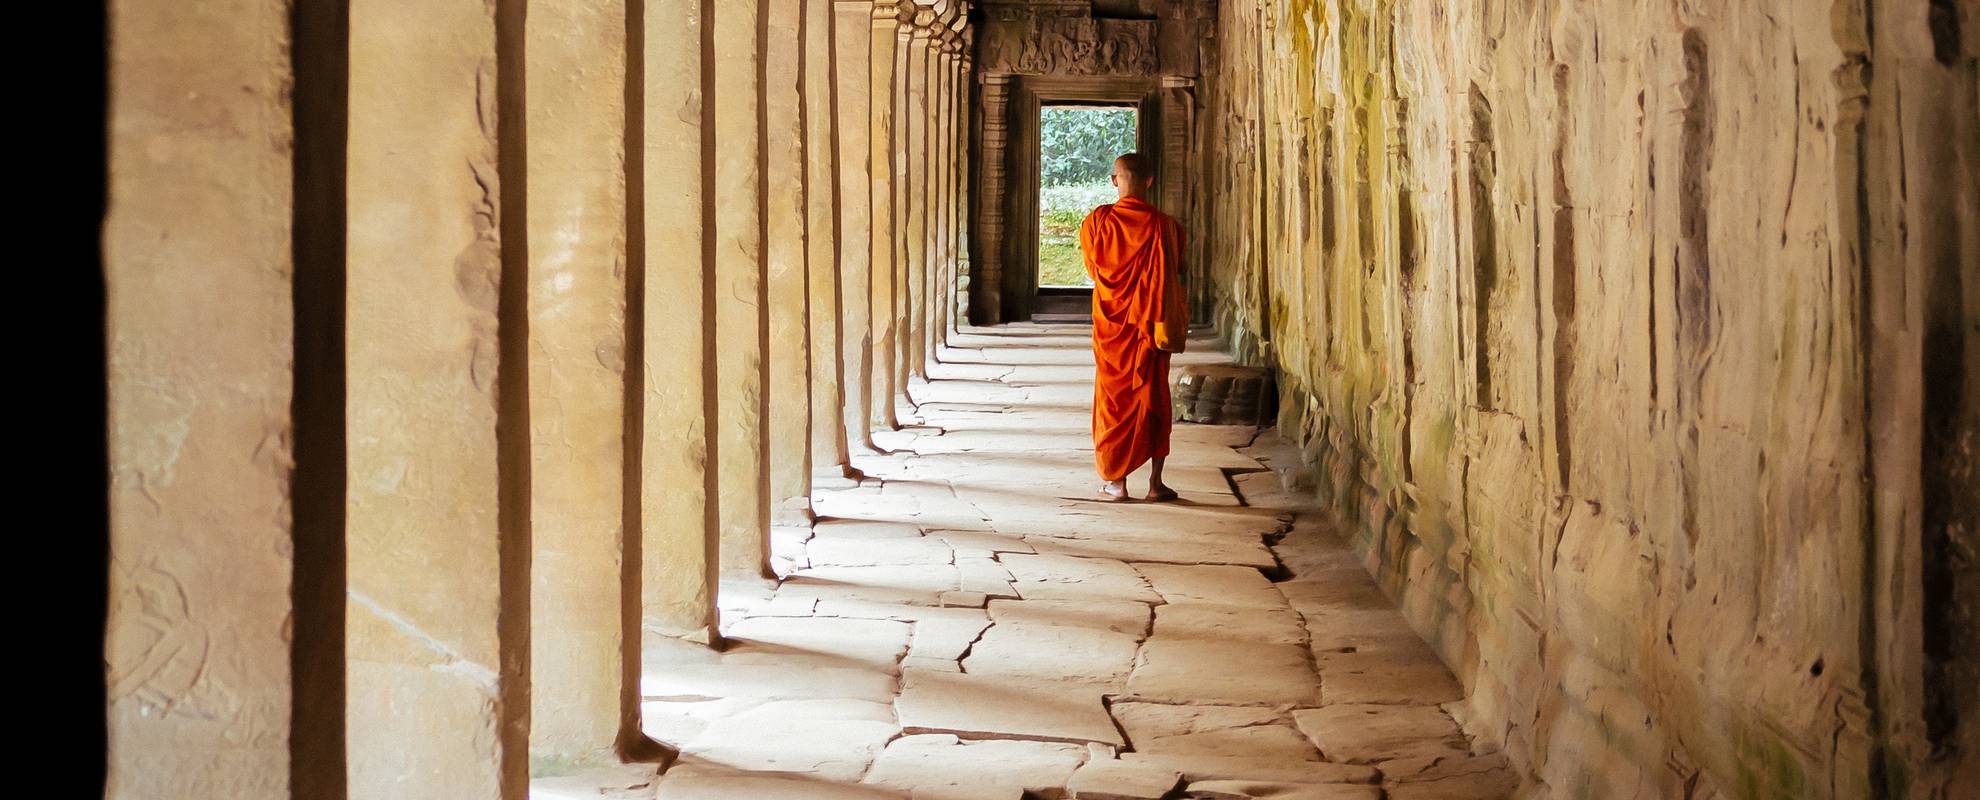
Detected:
left=1079, top=196, right=1184, bottom=481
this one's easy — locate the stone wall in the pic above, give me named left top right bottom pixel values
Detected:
left=1200, top=0, right=1978, bottom=797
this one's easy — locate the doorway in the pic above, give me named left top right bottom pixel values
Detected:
left=1033, top=104, right=1138, bottom=322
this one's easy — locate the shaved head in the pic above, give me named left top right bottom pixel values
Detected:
left=1111, top=152, right=1156, bottom=201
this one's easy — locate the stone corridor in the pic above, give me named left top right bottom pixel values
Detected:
left=603, top=326, right=1516, bottom=799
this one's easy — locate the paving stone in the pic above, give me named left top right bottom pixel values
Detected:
left=895, top=668, right=1124, bottom=746
left=639, top=697, right=767, bottom=747
left=775, top=565, right=959, bottom=617
left=1153, top=602, right=1307, bottom=645
left=530, top=762, right=661, bottom=799
left=1181, top=779, right=1383, bottom=799
left=1125, top=638, right=1321, bottom=706
left=1026, top=533, right=1281, bottom=570
left=1002, top=553, right=1162, bottom=603
left=1117, top=753, right=1379, bottom=784
left=1291, top=705, right=1469, bottom=764
left=988, top=598, right=1152, bottom=637
left=939, top=590, right=989, bottom=608
left=807, top=534, right=955, bottom=567
left=862, top=734, right=1088, bottom=800
left=1380, top=752, right=1519, bottom=799
left=1136, top=563, right=1287, bottom=608
left=1066, top=758, right=1183, bottom=800
left=656, top=766, right=907, bottom=799
left=722, top=616, right=911, bottom=671
left=641, top=638, right=896, bottom=704
left=1312, top=644, right=1464, bottom=706
left=809, top=519, right=926, bottom=540
left=682, top=698, right=898, bottom=781
left=932, top=529, right=1035, bottom=554
left=961, top=621, right=1141, bottom=689
left=905, top=607, right=992, bottom=661
left=957, top=556, right=1021, bottom=598
left=1110, top=702, right=1319, bottom=761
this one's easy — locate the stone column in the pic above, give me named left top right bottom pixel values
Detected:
left=835, top=1, right=879, bottom=451
left=891, top=17, right=915, bottom=401
left=524, top=0, right=657, bottom=767
left=926, top=38, right=950, bottom=360
left=345, top=0, right=530, bottom=795
left=903, top=11, right=933, bottom=380
left=105, top=1, right=319, bottom=794
left=640, top=0, right=720, bottom=635
left=973, top=73, right=1010, bottom=324
left=766, top=0, right=814, bottom=524
left=807, top=0, right=856, bottom=481
left=956, top=48, right=974, bottom=333
left=715, top=0, right=772, bottom=579
left=869, top=2, right=909, bottom=430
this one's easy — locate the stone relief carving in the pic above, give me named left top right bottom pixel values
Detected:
left=980, top=15, right=1160, bottom=76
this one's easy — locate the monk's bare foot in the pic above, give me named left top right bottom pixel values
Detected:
left=1146, top=483, right=1179, bottom=502
left=1099, top=481, right=1130, bottom=502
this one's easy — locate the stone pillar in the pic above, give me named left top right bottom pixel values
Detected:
left=835, top=1, right=879, bottom=451
left=955, top=48, right=974, bottom=333
left=525, top=0, right=655, bottom=767
left=715, top=0, right=772, bottom=579
left=766, top=0, right=814, bottom=524
left=973, top=73, right=1010, bottom=324
left=807, top=0, right=856, bottom=481
left=891, top=17, right=915, bottom=401
left=903, top=11, right=933, bottom=380
left=345, top=0, right=530, bottom=795
left=105, top=1, right=320, bottom=794
left=926, top=38, right=951, bottom=360
left=869, top=2, right=908, bottom=430
left=639, top=0, right=720, bottom=634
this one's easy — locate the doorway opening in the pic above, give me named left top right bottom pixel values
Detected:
left=1036, top=104, right=1139, bottom=291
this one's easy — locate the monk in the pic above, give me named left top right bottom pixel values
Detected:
left=1080, top=152, right=1187, bottom=502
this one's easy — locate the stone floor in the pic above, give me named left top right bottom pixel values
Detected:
left=570, top=325, right=1519, bottom=799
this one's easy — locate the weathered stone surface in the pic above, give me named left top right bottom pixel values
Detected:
left=722, top=616, right=911, bottom=672
left=989, top=598, right=1153, bottom=637
left=905, top=607, right=992, bottom=662
left=1126, top=638, right=1320, bottom=706
left=682, top=698, right=897, bottom=781
left=1291, top=705, right=1469, bottom=764
left=863, top=734, right=1088, bottom=799
left=960, top=622, right=1141, bottom=688
left=1003, top=553, right=1162, bottom=603
left=1181, top=780, right=1382, bottom=800
left=1153, top=603, right=1307, bottom=645
left=1136, top=564, right=1285, bottom=608
left=1117, top=753, right=1378, bottom=785
left=1111, top=703, right=1318, bottom=762
left=776, top=564, right=959, bottom=617
left=807, top=534, right=955, bottom=567
left=642, top=633, right=895, bottom=704
left=1312, top=645, right=1464, bottom=707
left=530, top=763, right=662, bottom=800
left=1380, top=752, right=1520, bottom=800
left=1066, top=758, right=1183, bottom=800
left=895, top=668, right=1124, bottom=746
left=656, top=766, right=907, bottom=799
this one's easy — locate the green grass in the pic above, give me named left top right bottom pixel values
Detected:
left=1038, top=208, right=1091, bottom=287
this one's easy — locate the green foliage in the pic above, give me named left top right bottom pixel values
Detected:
left=1039, top=106, right=1138, bottom=187
left=1038, top=202, right=1096, bottom=287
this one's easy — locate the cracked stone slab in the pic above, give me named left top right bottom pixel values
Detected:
left=531, top=762, right=661, bottom=800
left=1311, top=644, right=1464, bottom=706
left=957, top=556, right=1021, bottom=598
left=1066, top=758, right=1183, bottom=800
left=1136, top=563, right=1288, bottom=608
left=681, top=698, right=899, bottom=781
left=1153, top=602, right=1307, bottom=645
left=721, top=616, right=911, bottom=671
left=960, top=621, right=1141, bottom=689
left=862, top=734, right=1088, bottom=800
left=655, top=766, right=908, bottom=799
left=775, top=565, right=960, bottom=617
left=1181, top=779, right=1383, bottom=799
left=1116, top=753, right=1378, bottom=784
left=1379, top=752, right=1518, bottom=800
left=639, top=697, right=769, bottom=747
left=933, top=529, right=1035, bottom=554
left=895, top=668, right=1125, bottom=746
left=1291, top=705, right=1469, bottom=764
left=806, top=534, right=955, bottom=567
left=1025, top=533, right=1280, bottom=570
left=1001, top=553, right=1162, bottom=603
left=905, top=606, right=991, bottom=662
left=988, top=598, right=1152, bottom=637
left=1125, top=638, right=1321, bottom=706
left=1110, top=702, right=1319, bottom=762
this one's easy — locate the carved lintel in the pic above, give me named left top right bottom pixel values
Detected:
left=978, top=13, right=1159, bottom=76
